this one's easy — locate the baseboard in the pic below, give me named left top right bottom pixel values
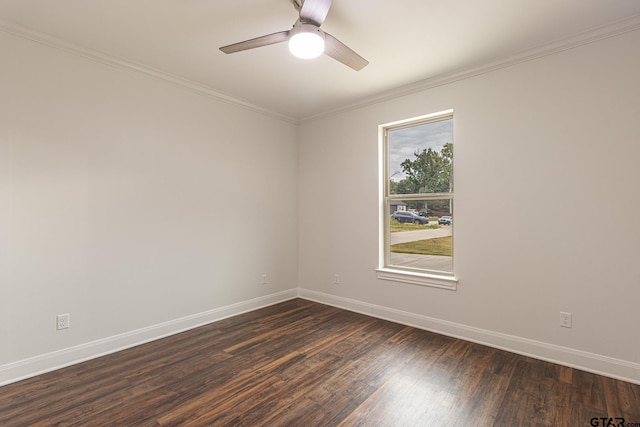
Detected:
left=4, top=288, right=637, bottom=387
left=298, top=288, right=640, bottom=385
left=0, top=289, right=298, bottom=387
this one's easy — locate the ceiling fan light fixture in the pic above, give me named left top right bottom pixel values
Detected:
left=288, top=23, right=325, bottom=59
left=220, top=0, right=368, bottom=71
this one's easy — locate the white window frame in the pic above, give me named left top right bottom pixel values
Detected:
left=376, top=110, right=458, bottom=290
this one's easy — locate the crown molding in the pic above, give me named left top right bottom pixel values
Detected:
left=2, top=14, right=639, bottom=125
left=299, top=13, right=640, bottom=123
left=0, top=19, right=298, bottom=124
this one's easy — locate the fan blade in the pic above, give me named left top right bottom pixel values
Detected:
left=299, top=0, right=332, bottom=26
left=324, top=33, right=368, bottom=71
left=220, top=31, right=290, bottom=54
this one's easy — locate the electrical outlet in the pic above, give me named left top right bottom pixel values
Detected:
left=560, top=312, right=572, bottom=328
left=261, top=273, right=268, bottom=285
left=334, top=274, right=340, bottom=285
left=57, top=313, right=70, bottom=330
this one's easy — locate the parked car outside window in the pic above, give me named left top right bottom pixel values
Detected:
left=438, top=215, right=452, bottom=225
left=391, top=211, right=429, bottom=224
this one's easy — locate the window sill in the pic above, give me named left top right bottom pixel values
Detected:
left=376, top=268, right=458, bottom=291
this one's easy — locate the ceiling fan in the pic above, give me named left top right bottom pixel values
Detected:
left=219, top=0, right=368, bottom=71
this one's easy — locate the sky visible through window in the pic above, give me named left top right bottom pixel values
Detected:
left=388, top=118, right=453, bottom=182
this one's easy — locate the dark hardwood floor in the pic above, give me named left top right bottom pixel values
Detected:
left=1, top=299, right=638, bottom=426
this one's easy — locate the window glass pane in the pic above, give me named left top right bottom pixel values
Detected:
left=388, top=199, right=453, bottom=274
left=388, top=118, right=453, bottom=195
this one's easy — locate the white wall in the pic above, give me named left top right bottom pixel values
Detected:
left=0, top=32, right=298, bottom=380
left=298, top=29, right=640, bottom=383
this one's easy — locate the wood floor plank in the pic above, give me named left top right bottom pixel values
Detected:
left=1, top=299, right=638, bottom=426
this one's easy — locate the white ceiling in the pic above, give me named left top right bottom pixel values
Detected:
left=1, top=0, right=640, bottom=121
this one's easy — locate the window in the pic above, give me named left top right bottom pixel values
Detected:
left=377, top=110, right=457, bottom=290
